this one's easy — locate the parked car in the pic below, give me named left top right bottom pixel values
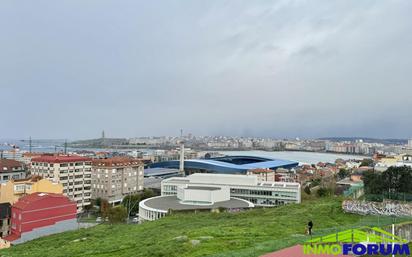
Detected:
left=96, top=217, right=102, bottom=223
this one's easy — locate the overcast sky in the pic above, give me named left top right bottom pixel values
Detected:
left=1, top=0, right=412, bottom=140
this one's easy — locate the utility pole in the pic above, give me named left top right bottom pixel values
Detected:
left=64, top=139, right=67, bottom=154
left=29, top=136, right=32, bottom=153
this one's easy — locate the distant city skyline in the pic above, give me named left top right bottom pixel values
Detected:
left=1, top=1, right=412, bottom=139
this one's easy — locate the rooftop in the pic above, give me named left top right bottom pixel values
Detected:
left=13, top=192, right=70, bottom=209
left=144, top=168, right=179, bottom=178
left=142, top=195, right=253, bottom=212
left=31, top=155, right=92, bottom=163
left=163, top=173, right=301, bottom=189
left=0, top=159, right=25, bottom=172
left=185, top=186, right=221, bottom=191
left=92, top=157, right=143, bottom=167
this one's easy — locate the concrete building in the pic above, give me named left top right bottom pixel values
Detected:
left=0, top=159, right=26, bottom=183
left=30, top=155, right=92, bottom=212
left=5, top=193, right=77, bottom=244
left=161, top=173, right=301, bottom=207
left=0, top=150, right=24, bottom=163
left=246, top=168, right=298, bottom=183
left=139, top=185, right=254, bottom=222
left=247, top=169, right=277, bottom=182
left=0, top=176, right=63, bottom=205
left=92, top=157, right=144, bottom=204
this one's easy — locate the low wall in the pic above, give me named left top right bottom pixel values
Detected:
left=342, top=200, right=412, bottom=217
left=12, top=219, right=77, bottom=244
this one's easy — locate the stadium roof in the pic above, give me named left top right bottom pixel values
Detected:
left=149, top=155, right=298, bottom=174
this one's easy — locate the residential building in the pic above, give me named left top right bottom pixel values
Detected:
left=92, top=157, right=144, bottom=204
left=0, top=159, right=26, bottom=183
left=0, top=203, right=11, bottom=238
left=0, top=150, right=24, bottom=163
left=5, top=192, right=77, bottom=244
left=0, top=175, right=63, bottom=204
left=161, top=173, right=301, bottom=207
left=247, top=169, right=276, bottom=182
left=30, top=155, right=92, bottom=212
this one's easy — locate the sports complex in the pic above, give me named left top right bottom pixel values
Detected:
left=149, top=155, right=299, bottom=174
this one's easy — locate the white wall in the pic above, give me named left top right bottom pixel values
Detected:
left=188, top=173, right=258, bottom=186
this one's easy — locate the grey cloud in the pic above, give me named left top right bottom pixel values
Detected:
left=0, top=0, right=411, bottom=139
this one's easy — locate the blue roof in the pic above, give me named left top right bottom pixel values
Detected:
left=149, top=155, right=298, bottom=174
left=144, top=168, right=179, bottom=177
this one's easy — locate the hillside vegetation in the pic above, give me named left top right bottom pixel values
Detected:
left=1, top=198, right=407, bottom=257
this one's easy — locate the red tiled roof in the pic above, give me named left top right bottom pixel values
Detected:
left=0, top=159, right=24, bottom=172
left=92, top=157, right=143, bottom=167
left=31, top=155, right=92, bottom=163
left=13, top=192, right=68, bottom=210
left=261, top=245, right=348, bottom=257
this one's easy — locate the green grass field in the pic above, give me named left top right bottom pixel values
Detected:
left=1, top=197, right=410, bottom=257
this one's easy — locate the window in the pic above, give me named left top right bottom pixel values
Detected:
left=14, top=185, right=25, bottom=192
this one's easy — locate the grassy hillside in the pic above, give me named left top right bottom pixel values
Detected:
left=1, top=198, right=408, bottom=257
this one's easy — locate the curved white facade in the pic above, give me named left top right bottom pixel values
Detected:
left=138, top=194, right=254, bottom=223
left=139, top=196, right=168, bottom=222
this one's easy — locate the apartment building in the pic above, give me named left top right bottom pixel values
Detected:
left=92, top=157, right=144, bottom=204
left=5, top=192, right=77, bottom=244
left=0, top=175, right=63, bottom=205
left=30, top=155, right=92, bottom=212
left=0, top=159, right=26, bottom=183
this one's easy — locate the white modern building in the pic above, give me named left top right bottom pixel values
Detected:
left=139, top=184, right=254, bottom=222
left=161, top=173, right=301, bottom=207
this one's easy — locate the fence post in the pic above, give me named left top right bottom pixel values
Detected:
left=351, top=229, right=354, bottom=243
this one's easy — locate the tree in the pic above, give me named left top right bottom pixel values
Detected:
left=363, top=167, right=412, bottom=199
left=100, top=199, right=110, bottom=218
left=122, top=194, right=141, bottom=215
left=304, top=185, right=311, bottom=195
left=141, top=189, right=156, bottom=200
left=108, top=206, right=127, bottom=224
left=337, top=168, right=349, bottom=179
left=360, top=158, right=374, bottom=167
left=94, top=197, right=102, bottom=208
left=122, top=189, right=157, bottom=216
left=317, top=187, right=332, bottom=197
